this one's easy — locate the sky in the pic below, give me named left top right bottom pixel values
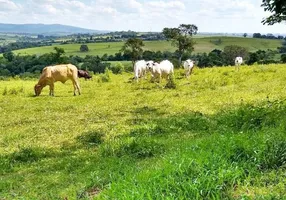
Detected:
left=0, top=0, right=285, bottom=34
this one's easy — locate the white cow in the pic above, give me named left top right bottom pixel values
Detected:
left=134, top=60, right=149, bottom=82
left=183, top=59, right=195, bottom=79
left=234, top=57, right=243, bottom=71
left=148, top=60, right=174, bottom=83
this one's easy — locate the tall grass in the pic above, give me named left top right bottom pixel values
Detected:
left=0, top=64, right=286, bottom=199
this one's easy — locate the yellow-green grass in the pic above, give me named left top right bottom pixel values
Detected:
left=12, top=37, right=283, bottom=57
left=0, top=64, right=286, bottom=199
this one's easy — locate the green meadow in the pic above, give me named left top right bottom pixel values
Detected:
left=0, top=64, right=286, bottom=199
left=13, top=37, right=283, bottom=57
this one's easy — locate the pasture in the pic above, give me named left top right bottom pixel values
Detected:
left=12, top=37, right=283, bottom=57
left=0, top=64, right=286, bottom=199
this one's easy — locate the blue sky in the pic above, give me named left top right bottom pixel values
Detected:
left=0, top=0, right=285, bottom=33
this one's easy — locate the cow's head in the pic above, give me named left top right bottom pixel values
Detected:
left=146, top=60, right=155, bottom=70
left=84, top=72, right=92, bottom=79
left=34, top=84, right=43, bottom=96
left=78, top=70, right=92, bottom=80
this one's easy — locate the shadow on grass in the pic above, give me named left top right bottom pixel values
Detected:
left=1, top=99, right=286, bottom=199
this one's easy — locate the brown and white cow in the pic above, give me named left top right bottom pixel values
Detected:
left=34, top=64, right=81, bottom=96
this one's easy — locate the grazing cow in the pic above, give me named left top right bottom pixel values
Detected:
left=134, top=60, right=149, bottom=82
left=183, top=59, right=195, bottom=79
left=78, top=69, right=92, bottom=80
left=34, top=64, right=81, bottom=96
left=148, top=60, right=174, bottom=83
left=234, top=57, right=243, bottom=71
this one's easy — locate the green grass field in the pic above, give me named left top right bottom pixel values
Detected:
left=12, top=37, right=283, bottom=57
left=0, top=64, right=286, bottom=199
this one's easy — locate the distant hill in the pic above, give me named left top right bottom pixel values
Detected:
left=0, top=23, right=108, bottom=36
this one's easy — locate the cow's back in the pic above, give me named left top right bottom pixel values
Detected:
left=49, top=64, right=78, bottom=82
left=160, top=60, right=173, bottom=74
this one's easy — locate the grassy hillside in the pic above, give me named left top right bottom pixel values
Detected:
left=0, top=64, right=286, bottom=199
left=13, top=37, right=283, bottom=57
left=0, top=23, right=104, bottom=35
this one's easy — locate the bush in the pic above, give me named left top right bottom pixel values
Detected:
left=123, top=63, right=133, bottom=72
left=281, top=54, right=286, bottom=63
left=98, top=69, right=111, bottom=83
left=109, top=62, right=124, bottom=74
left=80, top=44, right=89, bottom=52
left=2, top=87, right=7, bottom=95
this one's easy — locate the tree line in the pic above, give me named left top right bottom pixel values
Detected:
left=0, top=44, right=284, bottom=78
left=252, top=33, right=285, bottom=39
left=1, top=17, right=286, bottom=77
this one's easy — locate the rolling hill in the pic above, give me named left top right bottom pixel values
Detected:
left=12, top=37, right=283, bottom=57
left=0, top=23, right=107, bottom=36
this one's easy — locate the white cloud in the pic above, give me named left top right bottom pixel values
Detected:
left=0, top=0, right=20, bottom=11
left=0, top=0, right=285, bottom=33
left=146, top=0, right=185, bottom=10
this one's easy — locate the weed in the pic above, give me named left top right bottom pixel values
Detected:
left=101, top=138, right=164, bottom=159
left=2, top=86, right=7, bottom=95
left=259, top=139, right=286, bottom=170
left=100, top=68, right=111, bottom=82
left=77, top=131, right=104, bottom=147
left=9, top=147, right=53, bottom=163
left=165, top=74, right=177, bottom=89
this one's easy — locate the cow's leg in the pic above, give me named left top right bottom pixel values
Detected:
left=188, top=68, right=193, bottom=79
left=49, top=83, right=54, bottom=96
left=73, top=80, right=81, bottom=95
left=72, top=81, right=77, bottom=96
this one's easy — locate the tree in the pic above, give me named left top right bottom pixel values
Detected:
left=3, top=51, right=15, bottom=62
left=52, top=47, right=67, bottom=64
left=80, top=44, right=89, bottom=52
left=243, top=33, right=247, bottom=38
left=121, top=38, right=144, bottom=67
left=278, top=40, right=286, bottom=53
left=253, top=33, right=262, bottom=38
left=281, top=54, right=286, bottom=63
left=223, top=45, right=249, bottom=65
left=162, top=24, right=198, bottom=64
left=261, top=0, right=286, bottom=25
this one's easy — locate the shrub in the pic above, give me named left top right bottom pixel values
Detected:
left=165, top=74, right=177, bottom=89
left=80, top=44, right=89, bottom=52
left=98, top=69, right=111, bottom=82
left=2, top=87, right=7, bottom=95
left=109, top=62, right=124, bottom=74
left=124, top=62, right=133, bottom=72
